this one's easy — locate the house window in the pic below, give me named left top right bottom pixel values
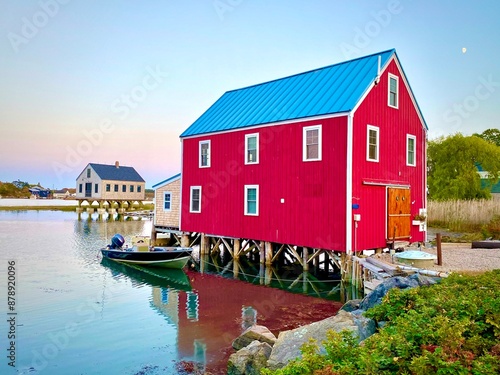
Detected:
left=407, top=134, right=416, bottom=166
left=164, top=192, right=172, bottom=211
left=122, top=185, right=126, bottom=193
left=244, top=185, right=259, bottom=216
left=303, top=125, right=322, bottom=161
left=94, top=184, right=98, bottom=193
left=199, top=140, right=210, bottom=168
left=130, top=185, right=134, bottom=193
left=137, top=185, right=142, bottom=193
left=367, top=125, right=379, bottom=162
left=388, top=74, right=399, bottom=108
left=86, top=168, right=91, bottom=178
left=245, top=133, right=259, bottom=164
left=114, top=184, right=118, bottom=192
left=190, top=186, right=201, bottom=213
left=79, top=184, right=82, bottom=193
left=106, top=184, right=110, bottom=192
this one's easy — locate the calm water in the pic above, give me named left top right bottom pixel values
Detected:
left=1, top=211, right=343, bottom=375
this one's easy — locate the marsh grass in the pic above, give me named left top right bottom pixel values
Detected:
left=428, top=199, right=500, bottom=232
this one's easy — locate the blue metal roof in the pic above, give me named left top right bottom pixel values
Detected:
left=181, top=49, right=397, bottom=137
left=87, top=163, right=145, bottom=182
left=152, top=173, right=181, bottom=189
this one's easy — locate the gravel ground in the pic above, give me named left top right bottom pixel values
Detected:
left=378, top=243, right=500, bottom=274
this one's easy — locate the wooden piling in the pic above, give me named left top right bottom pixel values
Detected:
left=436, top=233, right=442, bottom=266
left=259, top=241, right=265, bottom=264
left=234, top=238, right=241, bottom=260
left=265, top=241, right=273, bottom=266
left=201, top=233, right=209, bottom=255
left=303, top=247, right=309, bottom=271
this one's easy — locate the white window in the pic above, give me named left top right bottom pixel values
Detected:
left=199, top=140, right=210, bottom=168
left=407, top=134, right=416, bottom=166
left=163, top=192, right=172, bottom=211
left=367, top=125, right=379, bottom=162
left=388, top=74, right=399, bottom=108
left=244, top=185, right=259, bottom=216
left=245, top=133, right=259, bottom=164
left=190, top=186, right=201, bottom=213
left=303, top=125, right=322, bottom=161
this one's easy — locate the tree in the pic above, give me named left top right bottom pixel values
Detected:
left=473, top=128, right=500, bottom=147
left=428, top=133, right=500, bottom=200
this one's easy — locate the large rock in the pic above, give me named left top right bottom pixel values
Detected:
left=227, top=340, right=273, bottom=375
left=266, top=310, right=375, bottom=371
left=358, top=274, right=439, bottom=311
left=232, top=325, right=277, bottom=350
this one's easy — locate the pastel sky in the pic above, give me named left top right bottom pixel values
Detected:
left=1, top=0, right=499, bottom=189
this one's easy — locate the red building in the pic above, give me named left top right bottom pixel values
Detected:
left=179, top=49, right=427, bottom=254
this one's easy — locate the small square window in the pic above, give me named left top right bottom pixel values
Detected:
left=199, top=141, right=210, bottom=168
left=130, top=185, right=134, bottom=193
left=303, top=125, right=322, bottom=161
left=114, top=184, right=118, bottom=192
left=388, top=74, right=399, bottom=108
left=106, top=184, right=111, bottom=192
left=122, top=185, right=126, bottom=193
left=367, top=125, right=379, bottom=162
left=244, top=185, right=259, bottom=216
left=138, top=185, right=142, bottom=193
left=190, top=186, right=201, bottom=213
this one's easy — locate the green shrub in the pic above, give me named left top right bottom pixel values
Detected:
left=482, top=215, right=500, bottom=239
left=264, top=271, right=500, bottom=375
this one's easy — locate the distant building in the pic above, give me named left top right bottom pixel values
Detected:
left=29, top=185, right=50, bottom=199
left=75, top=162, right=145, bottom=206
left=53, top=188, right=76, bottom=199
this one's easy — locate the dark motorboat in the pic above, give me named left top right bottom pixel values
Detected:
left=101, top=234, right=193, bottom=269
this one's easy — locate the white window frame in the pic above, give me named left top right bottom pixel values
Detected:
left=407, top=134, right=416, bottom=167
left=190, top=186, right=201, bottom=213
left=244, top=185, right=259, bottom=216
left=388, top=73, right=399, bottom=109
left=163, top=191, right=172, bottom=212
left=199, top=140, right=211, bottom=168
left=366, top=125, right=380, bottom=162
left=245, top=133, right=259, bottom=165
left=303, top=125, right=322, bottom=162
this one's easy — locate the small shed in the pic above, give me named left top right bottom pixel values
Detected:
left=153, top=173, right=181, bottom=230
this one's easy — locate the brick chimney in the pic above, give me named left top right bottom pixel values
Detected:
left=115, top=161, right=119, bottom=168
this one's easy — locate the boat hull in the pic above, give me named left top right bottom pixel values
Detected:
left=101, top=248, right=192, bottom=269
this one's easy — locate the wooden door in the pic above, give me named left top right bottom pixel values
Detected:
left=387, top=187, right=411, bottom=240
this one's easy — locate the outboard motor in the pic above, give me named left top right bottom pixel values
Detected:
left=110, top=234, right=125, bottom=249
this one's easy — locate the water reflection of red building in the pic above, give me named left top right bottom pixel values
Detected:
left=173, top=269, right=342, bottom=371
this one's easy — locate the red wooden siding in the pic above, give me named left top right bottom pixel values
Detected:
left=351, top=58, right=426, bottom=250
left=181, top=116, right=348, bottom=250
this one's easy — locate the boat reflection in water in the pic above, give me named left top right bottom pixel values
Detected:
left=101, top=257, right=342, bottom=374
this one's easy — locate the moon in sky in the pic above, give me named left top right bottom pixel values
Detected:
left=462, top=47, right=467, bottom=53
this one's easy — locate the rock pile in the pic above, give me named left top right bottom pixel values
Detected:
left=227, top=274, right=439, bottom=375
